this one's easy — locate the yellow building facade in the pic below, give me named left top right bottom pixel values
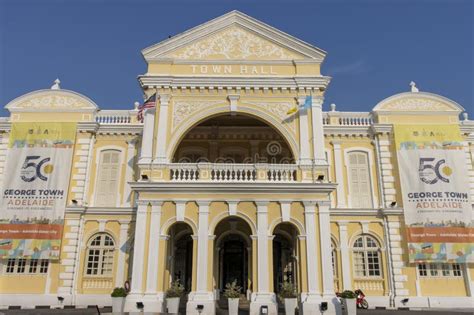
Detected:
left=0, top=11, right=473, bottom=314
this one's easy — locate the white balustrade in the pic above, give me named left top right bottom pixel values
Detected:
left=168, top=163, right=297, bottom=183
left=323, top=112, right=373, bottom=126
left=96, top=110, right=137, bottom=124
left=82, top=277, right=114, bottom=289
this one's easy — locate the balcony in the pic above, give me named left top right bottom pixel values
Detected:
left=169, top=162, right=298, bottom=183
left=95, top=110, right=140, bottom=124
left=323, top=112, right=373, bottom=126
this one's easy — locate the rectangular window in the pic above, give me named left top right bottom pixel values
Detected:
left=29, top=259, right=38, bottom=273
left=39, top=260, right=49, bottom=274
left=418, top=263, right=427, bottom=276
left=6, top=259, right=16, bottom=273
left=17, top=259, right=27, bottom=273
left=441, top=264, right=450, bottom=276
left=429, top=263, right=438, bottom=276
left=452, top=264, right=462, bottom=277
left=353, top=251, right=366, bottom=277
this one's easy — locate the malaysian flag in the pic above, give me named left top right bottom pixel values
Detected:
left=137, top=93, right=156, bottom=122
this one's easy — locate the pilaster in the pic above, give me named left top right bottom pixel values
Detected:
left=337, top=221, right=352, bottom=291
left=115, top=220, right=130, bottom=287
left=331, top=140, right=346, bottom=208
left=122, top=139, right=137, bottom=206
left=139, top=109, right=155, bottom=164
left=311, top=96, right=327, bottom=165
left=318, top=201, right=335, bottom=297
left=297, top=97, right=311, bottom=167
left=154, top=94, right=171, bottom=164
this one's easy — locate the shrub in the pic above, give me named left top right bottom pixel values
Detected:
left=278, top=281, right=297, bottom=300
left=223, top=280, right=241, bottom=299
left=111, top=287, right=127, bottom=297
left=166, top=280, right=185, bottom=298
left=340, top=290, right=357, bottom=299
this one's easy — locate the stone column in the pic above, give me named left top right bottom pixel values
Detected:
left=311, top=96, right=327, bottom=165
left=143, top=201, right=164, bottom=312
left=302, top=201, right=320, bottom=296
left=124, top=201, right=148, bottom=312
left=186, top=201, right=215, bottom=315
left=297, top=97, right=311, bottom=166
left=154, top=94, right=171, bottom=164
left=331, top=140, right=346, bottom=208
left=250, top=201, right=277, bottom=315
left=139, top=108, right=155, bottom=164
left=337, top=222, right=352, bottom=291
left=115, top=220, right=130, bottom=287
left=318, top=202, right=335, bottom=297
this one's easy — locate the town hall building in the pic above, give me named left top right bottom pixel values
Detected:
left=0, top=11, right=473, bottom=315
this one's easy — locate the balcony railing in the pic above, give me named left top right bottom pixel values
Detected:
left=95, top=110, right=139, bottom=124
left=169, top=163, right=298, bottom=183
left=82, top=277, right=114, bottom=289
left=323, top=112, right=373, bottom=126
left=353, top=278, right=385, bottom=292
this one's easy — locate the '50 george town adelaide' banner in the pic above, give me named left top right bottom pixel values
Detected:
left=0, top=122, right=76, bottom=259
left=394, top=124, right=473, bottom=263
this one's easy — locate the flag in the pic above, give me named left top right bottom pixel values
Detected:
left=137, top=94, right=156, bottom=122
left=286, top=106, right=298, bottom=115
left=303, top=95, right=312, bottom=109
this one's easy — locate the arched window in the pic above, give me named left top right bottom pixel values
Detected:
left=347, top=152, right=372, bottom=208
left=95, top=150, right=121, bottom=206
left=352, top=235, right=381, bottom=278
left=85, top=233, right=115, bottom=276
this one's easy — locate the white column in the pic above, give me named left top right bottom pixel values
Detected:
left=311, top=96, right=327, bottom=165
left=302, top=201, right=320, bottom=295
left=139, top=109, right=155, bottom=164
left=331, top=141, right=346, bottom=208
left=145, top=201, right=163, bottom=294
left=337, top=222, right=352, bottom=290
left=115, top=220, right=130, bottom=287
left=318, top=201, right=335, bottom=297
left=256, top=201, right=270, bottom=292
left=122, top=139, right=137, bottom=206
left=196, top=201, right=210, bottom=293
left=154, top=94, right=171, bottom=164
left=297, top=97, right=311, bottom=165
left=129, top=201, right=148, bottom=294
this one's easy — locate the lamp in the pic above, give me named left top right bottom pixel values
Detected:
left=390, top=201, right=397, bottom=207
left=317, top=174, right=325, bottom=182
left=320, top=302, right=328, bottom=312
left=196, top=304, right=204, bottom=313
left=136, top=301, right=144, bottom=309
left=71, top=200, right=78, bottom=205
left=141, top=174, right=149, bottom=181
left=401, top=298, right=409, bottom=305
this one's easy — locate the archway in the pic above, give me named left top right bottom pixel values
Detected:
left=272, top=223, right=300, bottom=295
left=214, top=216, right=253, bottom=299
left=172, top=113, right=295, bottom=164
left=166, top=222, right=194, bottom=292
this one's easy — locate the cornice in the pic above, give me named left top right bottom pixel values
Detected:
left=130, top=181, right=337, bottom=194
left=97, top=124, right=143, bottom=135
left=371, top=124, right=393, bottom=134
left=77, top=122, right=99, bottom=133
left=0, top=121, right=11, bottom=132
left=323, top=125, right=372, bottom=137
left=65, top=206, right=135, bottom=215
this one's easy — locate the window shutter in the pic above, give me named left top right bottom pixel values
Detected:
left=95, top=151, right=120, bottom=206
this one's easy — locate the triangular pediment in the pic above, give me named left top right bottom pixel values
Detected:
left=142, top=11, right=326, bottom=62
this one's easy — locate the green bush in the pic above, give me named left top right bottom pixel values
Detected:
left=223, top=280, right=241, bottom=299
left=111, top=287, right=127, bottom=297
left=278, top=281, right=297, bottom=300
left=166, top=280, right=185, bottom=298
left=340, top=290, right=357, bottom=299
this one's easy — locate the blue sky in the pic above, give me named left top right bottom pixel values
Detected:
left=0, top=0, right=472, bottom=116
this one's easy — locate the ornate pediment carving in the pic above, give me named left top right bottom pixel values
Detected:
left=166, top=26, right=303, bottom=60
left=5, top=90, right=98, bottom=112
left=373, top=92, right=464, bottom=113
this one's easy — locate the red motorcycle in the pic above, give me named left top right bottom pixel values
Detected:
left=354, top=289, right=369, bottom=309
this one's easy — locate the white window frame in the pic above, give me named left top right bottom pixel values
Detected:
left=84, top=233, right=116, bottom=277
left=351, top=234, right=383, bottom=279
left=417, top=263, right=463, bottom=278
left=1, top=258, right=49, bottom=275
left=344, top=148, right=377, bottom=209
left=92, top=147, right=124, bottom=207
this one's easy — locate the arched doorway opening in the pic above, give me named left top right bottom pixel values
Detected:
left=172, top=113, right=295, bottom=164
left=166, top=222, right=194, bottom=292
left=214, top=217, right=253, bottom=299
left=273, top=223, right=300, bottom=295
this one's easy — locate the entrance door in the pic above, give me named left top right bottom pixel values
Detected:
left=221, top=238, right=247, bottom=292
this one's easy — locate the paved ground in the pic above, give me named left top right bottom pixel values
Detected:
left=1, top=308, right=473, bottom=315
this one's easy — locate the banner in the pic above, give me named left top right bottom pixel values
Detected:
left=0, top=122, right=76, bottom=259
left=394, top=124, right=473, bottom=263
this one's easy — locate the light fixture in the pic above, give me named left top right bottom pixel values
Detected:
left=136, top=301, right=144, bottom=309
left=57, top=296, right=64, bottom=303
left=196, top=304, right=204, bottom=313
left=317, top=174, right=325, bottom=182
left=141, top=174, right=149, bottom=181
left=390, top=201, right=397, bottom=207
left=401, top=298, right=409, bottom=305
left=71, top=200, right=78, bottom=205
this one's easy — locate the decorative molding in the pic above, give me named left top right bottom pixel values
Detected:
left=168, top=26, right=301, bottom=60
left=373, top=92, right=464, bottom=113
left=172, top=100, right=223, bottom=130
left=241, top=101, right=296, bottom=134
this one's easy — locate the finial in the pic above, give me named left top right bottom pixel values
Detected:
left=330, top=103, right=336, bottom=112
left=134, top=101, right=140, bottom=110
left=410, top=81, right=419, bottom=93
left=462, top=112, right=468, bottom=121
left=51, top=78, right=61, bottom=90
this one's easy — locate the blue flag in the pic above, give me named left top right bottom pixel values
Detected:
left=303, top=95, right=312, bottom=109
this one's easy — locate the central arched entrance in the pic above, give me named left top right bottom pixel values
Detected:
left=213, top=216, right=253, bottom=302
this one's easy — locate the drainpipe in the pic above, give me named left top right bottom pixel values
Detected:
left=373, top=135, right=396, bottom=307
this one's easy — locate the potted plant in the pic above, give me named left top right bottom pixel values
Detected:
left=278, top=281, right=298, bottom=315
left=111, top=287, right=127, bottom=313
left=165, top=280, right=184, bottom=314
left=340, top=290, right=357, bottom=315
left=223, top=280, right=241, bottom=315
